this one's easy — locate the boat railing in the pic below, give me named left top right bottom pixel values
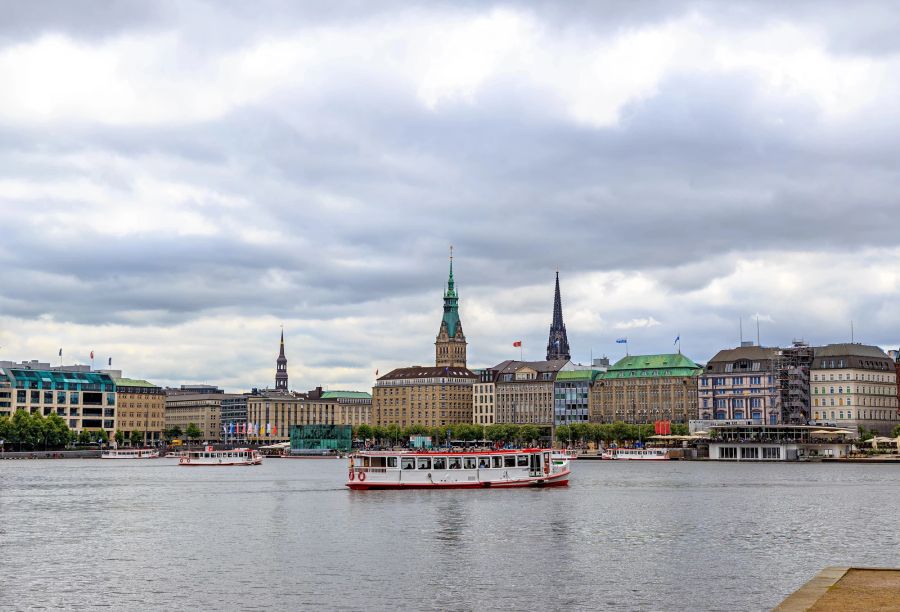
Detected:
left=353, top=466, right=387, bottom=474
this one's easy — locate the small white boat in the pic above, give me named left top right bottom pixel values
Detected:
left=101, top=448, right=160, bottom=459
left=347, top=448, right=570, bottom=490
left=601, top=447, right=673, bottom=460
left=178, top=447, right=262, bottom=466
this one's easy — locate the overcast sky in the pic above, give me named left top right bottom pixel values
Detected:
left=2, top=0, right=899, bottom=392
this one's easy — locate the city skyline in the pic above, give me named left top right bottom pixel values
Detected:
left=2, top=2, right=900, bottom=392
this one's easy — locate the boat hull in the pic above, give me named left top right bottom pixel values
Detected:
left=347, top=469, right=570, bottom=490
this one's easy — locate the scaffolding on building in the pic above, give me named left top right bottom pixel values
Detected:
left=776, top=340, right=814, bottom=425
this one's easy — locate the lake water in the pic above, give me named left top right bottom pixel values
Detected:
left=1, top=459, right=898, bottom=611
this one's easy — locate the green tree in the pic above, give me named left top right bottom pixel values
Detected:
left=77, top=430, right=92, bottom=445
left=891, top=424, right=900, bottom=438
left=0, top=415, right=11, bottom=448
left=355, top=424, right=373, bottom=441
left=556, top=424, right=571, bottom=444
left=185, top=423, right=203, bottom=444
left=130, top=430, right=144, bottom=447
left=165, top=426, right=183, bottom=441
left=115, top=430, right=125, bottom=447
left=44, top=414, right=71, bottom=449
left=519, top=425, right=541, bottom=447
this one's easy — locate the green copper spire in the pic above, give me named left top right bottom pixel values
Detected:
left=441, top=246, right=460, bottom=336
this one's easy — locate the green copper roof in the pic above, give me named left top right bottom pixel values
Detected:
left=320, top=390, right=371, bottom=399
left=555, top=370, right=602, bottom=382
left=114, top=377, right=158, bottom=388
left=602, top=353, right=701, bottom=379
left=441, top=254, right=461, bottom=337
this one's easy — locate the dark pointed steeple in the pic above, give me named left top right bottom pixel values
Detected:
left=275, top=328, right=288, bottom=391
left=436, top=246, right=467, bottom=367
left=546, top=270, right=571, bottom=361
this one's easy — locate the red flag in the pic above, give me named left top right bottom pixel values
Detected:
left=654, top=421, right=660, bottom=435
left=273, top=424, right=277, bottom=436
left=513, top=341, right=522, bottom=347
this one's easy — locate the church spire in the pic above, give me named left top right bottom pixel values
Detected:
left=546, top=271, right=571, bottom=361
left=275, top=327, right=288, bottom=391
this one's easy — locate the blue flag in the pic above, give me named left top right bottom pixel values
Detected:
left=674, top=335, right=680, bottom=345
left=616, top=338, right=627, bottom=344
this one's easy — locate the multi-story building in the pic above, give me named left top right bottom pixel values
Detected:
left=1, top=368, right=117, bottom=433
left=473, top=366, right=504, bottom=425
left=593, top=354, right=701, bottom=424
left=165, top=392, right=239, bottom=441
left=114, top=378, right=165, bottom=445
left=494, top=359, right=571, bottom=426
left=372, top=253, right=476, bottom=428
left=554, top=369, right=600, bottom=425
left=776, top=341, right=814, bottom=424
left=247, top=387, right=372, bottom=443
left=221, top=393, right=250, bottom=434
left=0, top=372, right=12, bottom=417
left=372, top=367, right=476, bottom=428
left=810, top=343, right=899, bottom=435
left=698, top=344, right=781, bottom=424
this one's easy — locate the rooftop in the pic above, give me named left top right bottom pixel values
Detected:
left=603, top=353, right=701, bottom=379
left=114, top=377, right=158, bottom=388
left=814, top=343, right=889, bottom=359
left=555, top=370, right=602, bottom=382
left=378, top=366, right=477, bottom=381
left=5, top=368, right=115, bottom=387
left=320, top=390, right=372, bottom=400
left=707, top=346, right=781, bottom=363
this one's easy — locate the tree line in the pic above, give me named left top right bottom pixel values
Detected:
left=0, top=409, right=108, bottom=450
left=350, top=421, right=690, bottom=447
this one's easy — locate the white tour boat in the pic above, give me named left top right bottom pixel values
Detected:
left=101, top=448, right=160, bottom=459
left=346, top=448, right=570, bottom=490
left=178, top=447, right=262, bottom=466
left=601, top=447, right=673, bottom=460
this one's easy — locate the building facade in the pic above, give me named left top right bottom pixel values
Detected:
left=554, top=369, right=600, bottom=425
left=246, top=388, right=372, bottom=443
left=810, top=343, right=899, bottom=435
left=220, top=393, right=250, bottom=435
left=165, top=392, right=238, bottom=441
left=2, top=368, right=117, bottom=433
left=114, top=378, right=165, bottom=445
left=592, top=354, right=701, bottom=424
left=0, top=372, right=11, bottom=418
left=372, top=367, right=476, bottom=428
left=473, top=366, right=503, bottom=425
left=494, top=359, right=571, bottom=425
left=698, top=345, right=781, bottom=424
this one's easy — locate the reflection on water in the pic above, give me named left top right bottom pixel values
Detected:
left=2, top=459, right=898, bottom=611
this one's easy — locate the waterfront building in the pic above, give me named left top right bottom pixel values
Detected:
left=493, top=359, right=571, bottom=425
left=276, top=330, right=289, bottom=391
left=473, top=366, right=504, bottom=425
left=1, top=368, right=117, bottom=433
left=372, top=251, right=476, bottom=428
left=435, top=250, right=467, bottom=368
left=220, top=393, right=251, bottom=435
left=592, top=354, right=701, bottom=424
left=809, top=343, right=899, bottom=435
left=114, top=378, right=165, bottom=445
left=545, top=271, right=571, bottom=362
left=0, top=372, right=11, bottom=417
left=698, top=344, right=781, bottom=424
left=707, top=423, right=853, bottom=461
left=554, top=369, right=601, bottom=425
left=165, top=392, right=239, bottom=442
left=372, top=366, right=476, bottom=428
left=247, top=387, right=372, bottom=443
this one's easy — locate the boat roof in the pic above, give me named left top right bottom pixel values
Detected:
left=355, top=448, right=549, bottom=456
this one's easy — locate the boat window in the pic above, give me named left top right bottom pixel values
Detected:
left=433, top=457, right=447, bottom=470
left=517, top=455, right=528, bottom=467
left=448, top=457, right=462, bottom=470
left=387, top=457, right=398, bottom=468
left=463, top=457, right=477, bottom=470
left=402, top=457, right=415, bottom=470
left=491, top=456, right=502, bottom=468
left=417, top=457, right=432, bottom=470
left=477, top=457, right=489, bottom=469
left=504, top=456, right=516, bottom=468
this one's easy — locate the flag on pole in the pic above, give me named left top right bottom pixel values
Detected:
left=272, top=424, right=277, bottom=437
left=90, top=350, right=94, bottom=360
left=375, top=369, right=379, bottom=376
left=513, top=341, right=522, bottom=347
left=616, top=338, right=627, bottom=344
left=58, top=348, right=62, bottom=357
left=674, top=336, right=680, bottom=345
left=108, top=357, right=112, bottom=366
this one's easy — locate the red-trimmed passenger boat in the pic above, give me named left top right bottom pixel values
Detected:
left=346, top=449, right=570, bottom=490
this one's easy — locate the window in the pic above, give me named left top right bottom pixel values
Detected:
left=463, top=457, right=477, bottom=470
left=504, top=455, right=516, bottom=467
left=491, top=456, right=503, bottom=468
left=762, top=447, right=780, bottom=459
left=719, top=446, right=737, bottom=459
left=517, top=455, right=528, bottom=467
left=740, top=447, right=759, bottom=459
left=417, top=457, right=432, bottom=470
left=432, top=457, right=446, bottom=470
left=402, top=457, right=415, bottom=470
left=448, top=457, right=462, bottom=470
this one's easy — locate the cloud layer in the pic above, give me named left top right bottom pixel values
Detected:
left=1, top=1, right=899, bottom=390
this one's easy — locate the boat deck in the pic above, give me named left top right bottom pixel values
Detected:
left=775, top=567, right=900, bottom=611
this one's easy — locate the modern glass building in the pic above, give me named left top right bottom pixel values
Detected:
left=554, top=370, right=601, bottom=425
left=3, top=368, right=117, bottom=432
left=290, top=424, right=352, bottom=454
